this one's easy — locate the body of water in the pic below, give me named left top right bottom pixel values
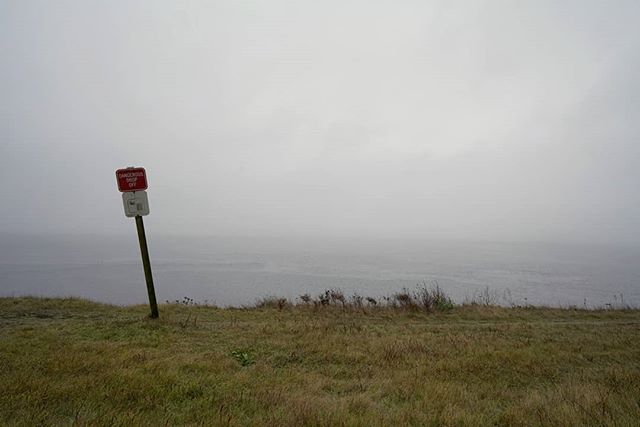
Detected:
left=1, top=234, right=638, bottom=308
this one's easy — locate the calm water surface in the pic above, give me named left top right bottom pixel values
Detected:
left=1, top=234, right=638, bottom=307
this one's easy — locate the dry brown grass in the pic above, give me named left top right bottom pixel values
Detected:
left=1, top=296, right=639, bottom=426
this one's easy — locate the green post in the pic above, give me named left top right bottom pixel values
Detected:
left=135, top=215, right=159, bottom=318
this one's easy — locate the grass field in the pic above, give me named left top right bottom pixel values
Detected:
left=1, top=296, right=639, bottom=426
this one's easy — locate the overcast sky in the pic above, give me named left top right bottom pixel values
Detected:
left=1, top=0, right=639, bottom=244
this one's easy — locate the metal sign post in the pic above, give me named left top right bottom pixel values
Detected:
left=116, top=167, right=159, bottom=318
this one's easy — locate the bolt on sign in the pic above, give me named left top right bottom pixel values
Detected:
left=116, top=167, right=148, bottom=192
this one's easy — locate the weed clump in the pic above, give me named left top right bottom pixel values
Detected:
left=255, top=296, right=289, bottom=310
left=253, top=281, right=454, bottom=313
left=390, top=281, right=454, bottom=312
left=230, top=349, right=255, bottom=366
left=299, top=293, right=312, bottom=304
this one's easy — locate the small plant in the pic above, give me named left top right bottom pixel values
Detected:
left=414, top=283, right=434, bottom=311
left=231, top=349, right=255, bottom=366
left=166, top=297, right=216, bottom=308
left=392, top=289, right=418, bottom=311
left=315, top=289, right=347, bottom=307
left=318, top=291, right=331, bottom=306
left=299, top=293, right=312, bottom=304
left=430, top=281, right=454, bottom=310
left=476, top=287, right=498, bottom=306
left=350, top=293, right=364, bottom=308
left=179, top=311, right=198, bottom=328
left=390, top=282, right=453, bottom=312
left=255, top=296, right=288, bottom=310
left=329, top=289, right=346, bottom=306
left=167, top=296, right=199, bottom=306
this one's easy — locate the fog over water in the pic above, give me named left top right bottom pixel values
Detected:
left=1, top=234, right=638, bottom=307
left=1, top=2, right=640, bottom=305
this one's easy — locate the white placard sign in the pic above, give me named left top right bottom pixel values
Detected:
left=122, top=191, right=150, bottom=217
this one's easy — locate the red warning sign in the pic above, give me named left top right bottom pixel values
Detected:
left=116, top=167, right=148, bottom=192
